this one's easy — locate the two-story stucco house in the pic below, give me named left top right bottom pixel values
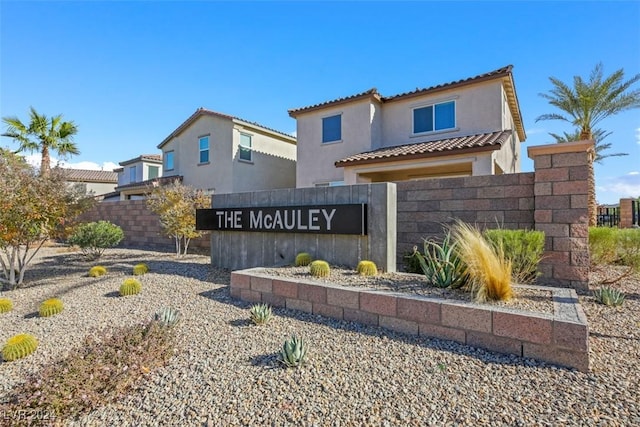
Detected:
left=63, top=168, right=118, bottom=196
left=109, top=154, right=164, bottom=200
left=158, top=108, right=296, bottom=194
left=288, top=66, right=526, bottom=187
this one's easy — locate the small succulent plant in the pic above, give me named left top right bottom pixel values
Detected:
left=88, top=266, right=107, bottom=277
left=120, top=278, right=142, bottom=296
left=2, top=333, right=38, bottom=361
left=154, top=307, right=181, bottom=327
left=280, top=335, right=308, bottom=368
left=357, top=260, right=378, bottom=276
left=593, top=286, right=625, bottom=307
left=309, top=260, right=330, bottom=278
left=0, top=298, right=13, bottom=314
left=132, top=263, right=149, bottom=276
left=39, top=298, right=64, bottom=317
left=249, top=303, right=273, bottom=326
left=295, top=252, right=312, bottom=267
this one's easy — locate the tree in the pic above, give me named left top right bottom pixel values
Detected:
left=146, top=180, right=210, bottom=256
left=536, top=63, right=640, bottom=226
left=2, top=107, right=79, bottom=177
left=549, top=128, right=627, bottom=164
left=0, top=151, right=85, bottom=288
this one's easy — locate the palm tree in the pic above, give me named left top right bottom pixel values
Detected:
left=2, top=107, right=79, bottom=177
left=549, top=128, right=627, bottom=164
left=536, top=63, right=640, bottom=226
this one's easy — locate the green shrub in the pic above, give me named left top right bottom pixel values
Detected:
left=617, top=228, right=640, bottom=271
left=68, top=221, right=124, bottom=260
left=132, top=263, right=149, bottom=276
left=153, top=307, right=181, bottom=327
left=357, top=260, right=378, bottom=276
left=484, top=229, right=545, bottom=285
left=39, top=298, right=64, bottom=317
left=88, top=265, right=107, bottom=277
left=593, top=286, right=625, bottom=307
left=309, top=260, right=330, bottom=278
left=119, top=278, right=142, bottom=296
left=403, top=249, right=423, bottom=274
left=280, top=335, right=308, bottom=368
left=414, top=232, right=468, bottom=289
left=0, top=298, right=13, bottom=313
left=589, top=227, right=618, bottom=265
left=295, top=252, right=312, bottom=267
left=249, top=303, right=273, bottom=325
left=2, top=333, right=38, bottom=361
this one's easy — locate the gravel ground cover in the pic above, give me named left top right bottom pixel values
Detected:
left=0, top=246, right=638, bottom=426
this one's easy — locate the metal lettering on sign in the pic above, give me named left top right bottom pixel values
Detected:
left=196, top=204, right=367, bottom=235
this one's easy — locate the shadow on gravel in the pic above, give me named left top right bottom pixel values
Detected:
left=23, top=311, right=39, bottom=319
left=103, top=291, right=121, bottom=298
left=228, top=319, right=252, bottom=327
left=250, top=353, right=281, bottom=369
left=197, top=286, right=555, bottom=372
left=590, top=331, right=638, bottom=341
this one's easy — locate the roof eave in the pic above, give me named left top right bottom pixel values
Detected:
left=288, top=91, right=382, bottom=118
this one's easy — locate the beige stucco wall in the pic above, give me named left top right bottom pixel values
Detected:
left=295, top=98, right=379, bottom=188
left=68, top=181, right=117, bottom=197
left=162, top=115, right=296, bottom=193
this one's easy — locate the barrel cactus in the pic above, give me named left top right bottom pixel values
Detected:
left=280, top=335, right=308, bottom=368
left=120, top=278, right=142, bottom=296
left=88, top=266, right=107, bottom=277
left=0, top=298, right=13, bottom=314
left=309, top=260, right=330, bottom=278
left=154, top=307, right=181, bottom=327
left=132, top=263, right=149, bottom=276
left=357, top=260, right=378, bottom=276
left=39, top=298, right=64, bottom=317
left=249, top=303, right=273, bottom=326
left=295, top=252, right=312, bottom=267
left=2, top=333, right=38, bottom=361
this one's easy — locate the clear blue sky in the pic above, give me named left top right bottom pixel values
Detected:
left=1, top=0, right=639, bottom=204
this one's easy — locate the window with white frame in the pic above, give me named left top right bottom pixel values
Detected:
left=148, top=165, right=159, bottom=179
left=322, top=114, right=341, bottom=143
left=413, top=100, right=455, bottom=134
left=199, top=136, right=209, bottom=163
left=129, top=166, right=136, bottom=183
left=164, top=151, right=174, bottom=170
left=239, top=133, right=252, bottom=161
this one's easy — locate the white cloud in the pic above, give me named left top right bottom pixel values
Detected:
left=526, top=127, right=546, bottom=136
left=597, top=172, right=640, bottom=204
left=290, top=130, right=297, bottom=138
left=24, top=153, right=118, bottom=171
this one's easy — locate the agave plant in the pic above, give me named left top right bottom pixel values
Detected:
left=593, top=287, right=625, bottom=307
left=249, top=303, right=273, bottom=326
left=280, top=335, right=308, bottom=368
left=154, top=307, right=181, bottom=327
left=414, top=232, right=468, bottom=289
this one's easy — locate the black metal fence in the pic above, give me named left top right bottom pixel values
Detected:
left=597, top=206, right=620, bottom=227
left=633, top=200, right=640, bottom=227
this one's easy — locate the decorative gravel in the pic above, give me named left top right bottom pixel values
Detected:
left=0, top=246, right=638, bottom=426
left=263, top=266, right=554, bottom=315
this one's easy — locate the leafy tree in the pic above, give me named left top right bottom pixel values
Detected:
left=146, top=180, right=209, bottom=256
left=2, top=107, right=79, bottom=177
left=536, top=63, right=640, bottom=226
left=67, top=221, right=124, bottom=260
left=0, top=151, right=87, bottom=288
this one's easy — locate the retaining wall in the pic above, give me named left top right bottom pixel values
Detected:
left=231, top=268, right=589, bottom=372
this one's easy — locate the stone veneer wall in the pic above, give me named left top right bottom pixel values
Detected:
left=78, top=200, right=210, bottom=253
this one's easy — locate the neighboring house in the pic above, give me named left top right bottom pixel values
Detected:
left=157, top=108, right=296, bottom=194
left=288, top=65, right=526, bottom=187
left=108, top=154, right=164, bottom=200
left=62, top=168, right=117, bottom=197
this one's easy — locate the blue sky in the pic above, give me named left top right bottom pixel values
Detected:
left=1, top=0, right=639, bottom=204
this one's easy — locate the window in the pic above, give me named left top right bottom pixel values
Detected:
left=413, top=100, right=455, bottom=134
left=322, top=114, right=341, bottom=143
left=164, top=151, right=174, bottom=170
left=199, top=136, right=209, bottom=163
left=129, top=166, right=136, bottom=183
left=315, top=181, right=345, bottom=187
left=239, top=133, right=252, bottom=161
left=148, top=165, right=159, bottom=179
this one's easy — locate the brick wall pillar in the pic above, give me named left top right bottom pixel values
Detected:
left=619, top=198, right=634, bottom=228
left=528, top=140, right=594, bottom=292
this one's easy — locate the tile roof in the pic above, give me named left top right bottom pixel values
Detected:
left=119, top=154, right=162, bottom=166
left=335, top=130, right=512, bottom=167
left=62, top=168, right=118, bottom=183
left=115, top=175, right=182, bottom=191
left=158, top=108, right=296, bottom=149
left=287, top=65, right=525, bottom=141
